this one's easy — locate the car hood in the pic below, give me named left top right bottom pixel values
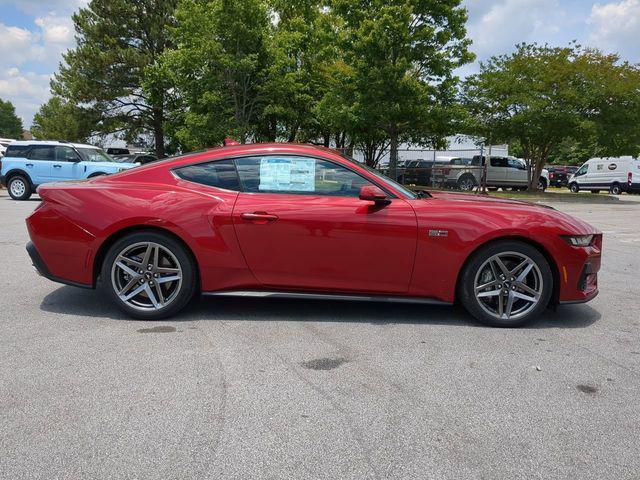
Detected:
left=419, top=191, right=599, bottom=234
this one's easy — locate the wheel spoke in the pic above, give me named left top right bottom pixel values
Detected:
left=513, top=291, right=538, bottom=303
left=153, top=245, right=160, bottom=269
left=141, top=244, right=153, bottom=266
left=144, top=284, right=162, bottom=309
left=475, top=279, right=499, bottom=292
left=156, top=266, right=180, bottom=274
left=117, top=255, right=143, bottom=268
left=514, top=281, right=539, bottom=297
left=118, top=276, right=139, bottom=296
left=516, top=263, right=535, bottom=282
left=153, top=282, right=165, bottom=305
left=497, top=291, right=504, bottom=317
left=115, top=261, right=139, bottom=278
left=121, top=283, right=146, bottom=301
left=504, top=292, right=515, bottom=318
left=493, top=257, right=511, bottom=277
left=156, top=274, right=181, bottom=284
left=509, top=259, right=529, bottom=276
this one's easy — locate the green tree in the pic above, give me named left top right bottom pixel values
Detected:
left=52, top=0, right=177, bottom=157
left=463, top=43, right=640, bottom=189
left=164, top=0, right=270, bottom=149
left=332, top=0, right=473, bottom=178
left=31, top=96, right=99, bottom=143
left=0, top=98, right=23, bottom=138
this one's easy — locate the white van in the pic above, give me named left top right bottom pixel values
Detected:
left=568, top=156, right=640, bottom=195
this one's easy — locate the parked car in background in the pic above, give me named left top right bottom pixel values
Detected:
left=0, top=140, right=138, bottom=200
left=26, top=142, right=601, bottom=327
left=113, top=153, right=158, bottom=165
left=546, top=166, right=580, bottom=187
left=432, top=155, right=549, bottom=191
left=107, top=147, right=130, bottom=156
left=401, top=158, right=450, bottom=185
left=0, top=138, right=14, bottom=157
left=568, top=156, right=640, bottom=194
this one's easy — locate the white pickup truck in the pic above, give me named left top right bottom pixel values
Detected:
left=431, top=155, right=549, bottom=191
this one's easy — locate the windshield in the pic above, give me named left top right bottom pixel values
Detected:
left=76, top=147, right=113, bottom=162
left=113, top=155, right=136, bottom=163
left=339, top=154, right=418, bottom=199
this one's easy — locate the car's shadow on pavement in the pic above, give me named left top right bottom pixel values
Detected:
left=40, top=285, right=601, bottom=329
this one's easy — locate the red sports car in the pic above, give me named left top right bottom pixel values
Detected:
left=25, top=143, right=601, bottom=326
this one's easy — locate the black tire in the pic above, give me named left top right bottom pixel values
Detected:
left=458, top=240, right=553, bottom=327
left=537, top=178, right=547, bottom=191
left=101, top=231, right=197, bottom=320
left=7, top=175, right=32, bottom=200
left=610, top=183, right=622, bottom=195
left=569, top=183, right=579, bottom=193
left=457, top=175, right=476, bottom=191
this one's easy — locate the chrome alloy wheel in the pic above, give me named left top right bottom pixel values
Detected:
left=111, top=242, right=183, bottom=311
left=10, top=178, right=26, bottom=197
left=474, top=251, right=543, bottom=321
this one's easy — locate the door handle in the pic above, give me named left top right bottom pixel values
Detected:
left=26, top=163, right=33, bottom=167
left=53, top=164, right=62, bottom=168
left=240, top=212, right=279, bottom=223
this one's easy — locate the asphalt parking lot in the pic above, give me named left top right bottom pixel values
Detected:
left=1, top=190, right=639, bottom=479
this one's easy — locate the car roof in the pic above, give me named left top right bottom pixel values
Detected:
left=8, top=140, right=102, bottom=149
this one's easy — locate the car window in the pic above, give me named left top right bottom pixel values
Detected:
left=56, top=146, right=79, bottom=162
left=490, top=157, right=507, bottom=167
left=576, top=165, right=588, bottom=176
left=507, top=158, right=525, bottom=169
left=4, top=145, right=30, bottom=158
left=174, top=159, right=241, bottom=191
left=235, top=156, right=374, bottom=197
left=76, top=147, right=113, bottom=162
left=28, top=146, right=55, bottom=161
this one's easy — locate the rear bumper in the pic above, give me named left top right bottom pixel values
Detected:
left=26, top=241, right=92, bottom=289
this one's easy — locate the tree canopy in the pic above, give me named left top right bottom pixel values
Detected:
left=31, top=96, right=99, bottom=143
left=0, top=98, right=23, bottom=139
left=462, top=43, right=640, bottom=189
left=52, top=0, right=177, bottom=157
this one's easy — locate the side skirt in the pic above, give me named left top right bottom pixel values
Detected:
left=203, top=290, right=451, bottom=306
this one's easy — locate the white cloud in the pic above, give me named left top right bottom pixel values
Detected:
left=35, top=14, right=74, bottom=44
left=466, top=0, right=564, bottom=59
left=587, top=0, right=640, bottom=60
left=0, top=67, right=51, bottom=127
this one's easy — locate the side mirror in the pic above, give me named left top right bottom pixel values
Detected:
left=359, top=185, right=390, bottom=205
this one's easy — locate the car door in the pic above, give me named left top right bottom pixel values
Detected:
left=26, top=145, right=55, bottom=184
left=231, top=155, right=418, bottom=294
left=51, top=146, right=81, bottom=180
left=486, top=156, right=507, bottom=185
left=506, top=157, right=527, bottom=185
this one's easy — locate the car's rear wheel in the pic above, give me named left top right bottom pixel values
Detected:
left=102, top=231, right=196, bottom=319
left=458, top=241, right=553, bottom=327
left=8, top=175, right=32, bottom=200
left=457, top=175, right=476, bottom=191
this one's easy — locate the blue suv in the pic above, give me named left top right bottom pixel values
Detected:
left=1, top=141, right=138, bottom=200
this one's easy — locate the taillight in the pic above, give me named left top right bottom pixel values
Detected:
left=443, top=168, right=451, bottom=175
left=628, top=172, right=633, bottom=185
left=550, top=173, right=555, bottom=178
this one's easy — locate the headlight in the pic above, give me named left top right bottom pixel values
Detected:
left=561, top=234, right=594, bottom=247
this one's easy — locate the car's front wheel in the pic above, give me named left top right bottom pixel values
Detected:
left=569, top=183, right=580, bottom=193
left=8, top=175, right=32, bottom=200
left=102, top=231, right=197, bottom=319
left=458, top=241, right=553, bottom=327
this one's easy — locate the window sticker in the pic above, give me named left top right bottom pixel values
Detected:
left=259, top=157, right=315, bottom=192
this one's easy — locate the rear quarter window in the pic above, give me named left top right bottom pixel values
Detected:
left=174, top=159, right=241, bottom=191
left=4, top=145, right=30, bottom=158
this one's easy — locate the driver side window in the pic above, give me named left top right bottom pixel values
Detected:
left=576, top=165, right=588, bottom=176
left=235, top=156, right=374, bottom=197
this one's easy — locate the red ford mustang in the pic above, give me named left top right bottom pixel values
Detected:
left=26, top=143, right=601, bottom=326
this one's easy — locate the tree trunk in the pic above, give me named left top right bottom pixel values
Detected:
left=152, top=107, right=165, bottom=158
left=389, top=128, right=399, bottom=182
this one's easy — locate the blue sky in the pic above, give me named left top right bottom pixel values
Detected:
left=1, top=0, right=639, bottom=128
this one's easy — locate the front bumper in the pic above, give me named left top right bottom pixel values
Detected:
left=26, top=241, right=92, bottom=289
